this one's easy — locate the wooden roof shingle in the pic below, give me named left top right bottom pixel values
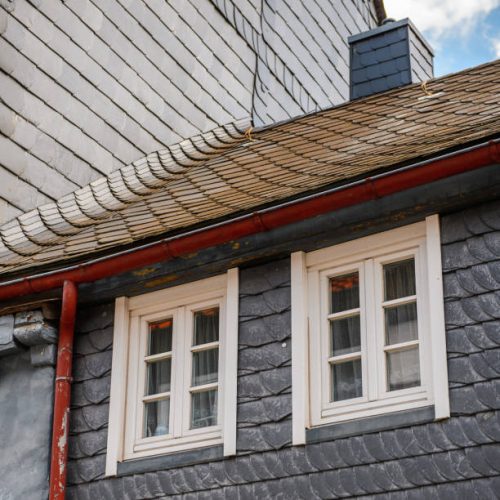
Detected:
left=0, top=60, right=499, bottom=277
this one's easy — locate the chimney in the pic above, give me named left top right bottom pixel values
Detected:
left=349, top=19, right=434, bottom=99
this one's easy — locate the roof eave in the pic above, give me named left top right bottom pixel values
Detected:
left=0, top=139, right=497, bottom=302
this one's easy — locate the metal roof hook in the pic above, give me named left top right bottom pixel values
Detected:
left=421, top=81, right=433, bottom=96
left=244, top=126, right=255, bottom=142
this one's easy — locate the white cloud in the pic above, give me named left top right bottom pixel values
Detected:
left=383, top=0, right=500, bottom=41
left=493, top=38, right=500, bottom=57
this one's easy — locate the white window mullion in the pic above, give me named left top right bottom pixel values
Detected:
left=136, top=317, right=149, bottom=443
left=223, top=267, right=238, bottom=456
left=173, top=306, right=185, bottom=439
left=364, top=259, right=378, bottom=402
left=320, top=273, right=331, bottom=412
left=414, top=244, right=428, bottom=393
left=307, top=270, right=322, bottom=426
left=375, top=258, right=388, bottom=399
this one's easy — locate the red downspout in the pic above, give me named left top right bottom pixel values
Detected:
left=49, top=280, right=78, bottom=500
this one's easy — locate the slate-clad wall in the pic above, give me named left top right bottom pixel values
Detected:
left=66, top=200, right=500, bottom=498
left=0, top=0, right=254, bottom=223
left=0, top=351, right=54, bottom=500
left=0, top=309, right=58, bottom=499
left=212, top=0, right=378, bottom=126
left=0, top=0, right=377, bottom=223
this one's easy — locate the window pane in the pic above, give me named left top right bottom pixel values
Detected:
left=331, top=359, right=362, bottom=402
left=144, top=398, right=170, bottom=437
left=387, top=347, right=420, bottom=391
left=330, top=315, right=361, bottom=356
left=146, top=359, right=171, bottom=395
left=384, top=259, right=416, bottom=301
left=330, top=273, right=359, bottom=313
left=192, top=348, right=218, bottom=386
left=193, top=308, right=219, bottom=345
left=191, top=389, right=217, bottom=428
left=148, top=319, right=173, bottom=355
left=385, top=302, right=418, bottom=345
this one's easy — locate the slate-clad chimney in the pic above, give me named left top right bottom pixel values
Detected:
left=349, top=19, right=434, bottom=99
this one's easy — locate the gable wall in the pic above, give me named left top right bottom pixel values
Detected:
left=0, top=0, right=254, bottom=223
left=66, top=199, right=500, bottom=498
left=0, top=0, right=377, bottom=224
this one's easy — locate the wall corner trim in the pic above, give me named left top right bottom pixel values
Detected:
left=291, top=251, right=309, bottom=445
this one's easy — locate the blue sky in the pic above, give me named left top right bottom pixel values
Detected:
left=384, top=0, right=500, bottom=77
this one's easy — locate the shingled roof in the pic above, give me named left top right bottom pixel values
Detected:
left=1, top=59, right=499, bottom=277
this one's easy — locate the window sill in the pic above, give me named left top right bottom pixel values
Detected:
left=115, top=444, right=223, bottom=477
left=306, top=405, right=435, bottom=444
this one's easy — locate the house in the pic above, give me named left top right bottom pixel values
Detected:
left=0, top=1, right=499, bottom=499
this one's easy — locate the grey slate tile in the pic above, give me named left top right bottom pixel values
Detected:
left=432, top=451, right=469, bottom=481
left=448, top=355, right=486, bottom=385
left=247, top=453, right=275, bottom=481
left=75, top=428, right=108, bottom=458
left=156, top=470, right=179, bottom=496
left=239, top=286, right=290, bottom=318
left=363, top=433, right=392, bottom=462
left=369, top=463, right=396, bottom=492
left=238, top=365, right=290, bottom=400
left=67, top=454, right=106, bottom=485
left=310, top=469, right=344, bottom=498
left=383, top=461, right=416, bottom=489
left=70, top=403, right=109, bottom=434
left=238, top=312, right=291, bottom=347
left=411, top=425, right=441, bottom=454
left=238, top=340, right=291, bottom=372
left=73, top=350, right=112, bottom=382
left=335, top=438, right=359, bottom=466
left=237, top=427, right=273, bottom=452
left=76, top=303, right=114, bottom=333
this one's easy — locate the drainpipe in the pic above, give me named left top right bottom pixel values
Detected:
left=49, top=280, right=78, bottom=500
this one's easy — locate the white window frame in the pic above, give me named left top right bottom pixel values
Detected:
left=106, top=270, right=239, bottom=476
left=291, top=216, right=449, bottom=444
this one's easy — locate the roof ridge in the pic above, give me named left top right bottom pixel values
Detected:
left=0, top=117, right=251, bottom=263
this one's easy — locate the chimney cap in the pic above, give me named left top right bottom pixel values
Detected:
left=348, top=18, right=434, bottom=56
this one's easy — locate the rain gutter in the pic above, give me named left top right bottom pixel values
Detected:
left=0, top=139, right=498, bottom=303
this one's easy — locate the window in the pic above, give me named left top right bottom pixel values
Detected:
left=291, top=217, right=449, bottom=442
left=106, top=271, right=239, bottom=475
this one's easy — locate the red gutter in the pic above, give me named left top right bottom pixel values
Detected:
left=0, top=140, right=498, bottom=302
left=49, top=281, right=78, bottom=500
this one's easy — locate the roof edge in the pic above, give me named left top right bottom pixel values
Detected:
left=0, top=117, right=251, bottom=267
left=0, top=139, right=497, bottom=301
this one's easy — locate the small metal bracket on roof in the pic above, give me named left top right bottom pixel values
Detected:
left=418, top=81, right=445, bottom=100
left=244, top=126, right=255, bottom=142
left=421, top=81, right=433, bottom=96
